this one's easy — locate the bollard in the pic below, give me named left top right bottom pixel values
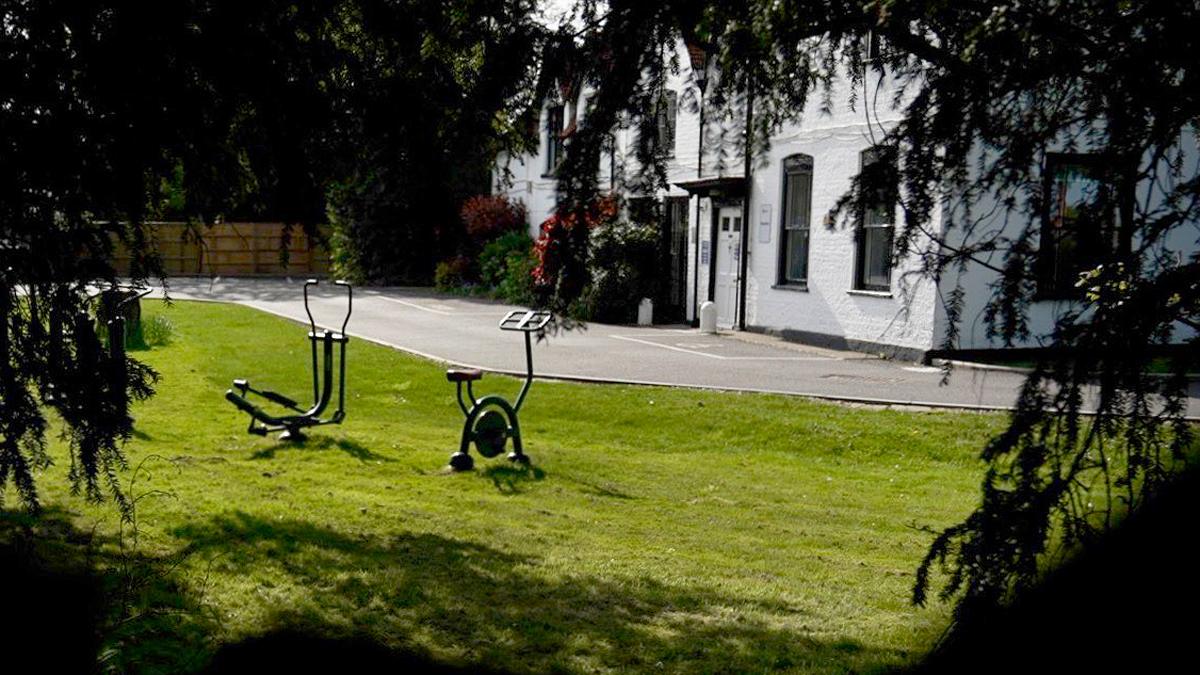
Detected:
left=637, top=298, right=654, bottom=326
left=699, top=301, right=717, bottom=334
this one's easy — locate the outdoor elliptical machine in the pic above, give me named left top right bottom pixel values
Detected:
left=446, top=309, right=552, bottom=471
left=225, top=279, right=352, bottom=441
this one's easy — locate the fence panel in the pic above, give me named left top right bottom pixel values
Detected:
left=112, top=222, right=331, bottom=277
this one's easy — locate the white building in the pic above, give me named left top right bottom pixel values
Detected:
left=494, top=42, right=1198, bottom=362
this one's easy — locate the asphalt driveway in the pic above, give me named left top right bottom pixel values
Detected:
left=152, top=276, right=1200, bottom=416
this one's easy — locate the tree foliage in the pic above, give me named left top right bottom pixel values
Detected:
left=0, top=0, right=543, bottom=511
left=324, top=0, right=544, bottom=284
left=544, top=0, right=1200, bottom=621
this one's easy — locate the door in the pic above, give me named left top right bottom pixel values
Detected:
left=714, top=204, right=742, bottom=328
left=658, top=197, right=689, bottom=322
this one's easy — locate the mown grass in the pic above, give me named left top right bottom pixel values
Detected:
left=3, top=300, right=1006, bottom=673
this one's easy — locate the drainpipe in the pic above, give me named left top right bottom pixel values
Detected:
left=690, top=91, right=705, bottom=325
left=737, top=78, right=754, bottom=331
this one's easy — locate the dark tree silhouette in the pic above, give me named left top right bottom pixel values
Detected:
left=540, top=0, right=1200, bottom=621
left=0, top=0, right=542, bottom=511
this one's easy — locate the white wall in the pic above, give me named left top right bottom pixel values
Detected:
left=735, top=69, right=940, bottom=354
left=933, top=128, right=1200, bottom=350
left=494, top=42, right=944, bottom=356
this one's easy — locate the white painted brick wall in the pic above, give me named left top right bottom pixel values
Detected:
left=934, top=127, right=1200, bottom=350
left=495, top=42, right=943, bottom=354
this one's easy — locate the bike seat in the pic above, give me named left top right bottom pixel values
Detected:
left=446, top=368, right=483, bottom=383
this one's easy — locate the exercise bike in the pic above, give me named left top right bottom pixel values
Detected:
left=446, top=309, right=552, bottom=471
left=225, top=279, right=352, bottom=441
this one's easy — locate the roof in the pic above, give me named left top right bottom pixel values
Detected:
left=672, top=176, right=746, bottom=199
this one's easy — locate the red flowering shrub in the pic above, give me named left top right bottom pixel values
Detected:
left=531, top=195, right=619, bottom=304
left=460, top=194, right=527, bottom=243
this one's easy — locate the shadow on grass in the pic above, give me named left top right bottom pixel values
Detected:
left=11, top=462, right=1199, bottom=674
left=203, top=631, right=501, bottom=674
left=908, top=465, right=1200, bottom=675
left=480, top=462, right=545, bottom=494
left=250, top=435, right=393, bottom=463
left=0, top=508, right=215, bottom=673
left=171, top=511, right=894, bottom=672
left=559, top=473, right=635, bottom=500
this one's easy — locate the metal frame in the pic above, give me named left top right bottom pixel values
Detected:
left=447, top=309, right=551, bottom=471
left=103, top=286, right=151, bottom=401
left=224, top=279, right=352, bottom=441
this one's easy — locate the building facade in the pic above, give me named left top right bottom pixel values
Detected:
left=493, top=42, right=1198, bottom=361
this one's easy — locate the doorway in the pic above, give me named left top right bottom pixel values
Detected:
left=658, top=196, right=690, bottom=322
left=714, top=204, right=742, bottom=329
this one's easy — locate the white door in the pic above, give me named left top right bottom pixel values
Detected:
left=714, top=205, right=742, bottom=329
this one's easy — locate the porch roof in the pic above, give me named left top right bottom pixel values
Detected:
left=672, top=176, right=745, bottom=199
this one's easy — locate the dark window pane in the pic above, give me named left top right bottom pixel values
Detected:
left=721, top=216, right=730, bottom=231
left=779, top=154, right=814, bottom=285
left=785, top=228, right=809, bottom=282
left=861, top=226, right=891, bottom=289
left=1038, top=154, right=1126, bottom=297
left=546, top=105, right=564, bottom=173
left=855, top=147, right=895, bottom=289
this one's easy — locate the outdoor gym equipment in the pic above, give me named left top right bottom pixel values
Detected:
left=225, top=279, right=352, bottom=441
left=100, top=286, right=151, bottom=396
left=446, top=309, right=552, bottom=471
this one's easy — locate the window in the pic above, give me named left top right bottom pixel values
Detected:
left=866, top=29, right=888, bottom=64
left=545, top=104, right=565, bottom=175
left=855, top=146, right=897, bottom=291
left=778, top=154, right=814, bottom=285
left=656, top=90, right=678, bottom=157
left=1037, top=153, right=1131, bottom=298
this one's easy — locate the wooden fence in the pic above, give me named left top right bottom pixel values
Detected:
left=113, top=222, right=331, bottom=277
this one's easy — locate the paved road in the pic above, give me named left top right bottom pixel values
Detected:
left=154, top=277, right=1200, bottom=416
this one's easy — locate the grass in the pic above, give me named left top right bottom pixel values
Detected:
left=3, top=300, right=1006, bottom=673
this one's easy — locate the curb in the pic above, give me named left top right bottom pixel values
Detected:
left=157, top=292, right=1200, bottom=421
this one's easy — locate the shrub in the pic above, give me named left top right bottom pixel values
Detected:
left=142, top=315, right=175, bottom=347
left=460, top=194, right=527, bottom=243
left=531, top=195, right=620, bottom=305
left=434, top=256, right=473, bottom=291
left=478, top=231, right=536, bottom=304
left=327, top=169, right=445, bottom=285
left=480, top=231, right=532, bottom=287
left=497, top=247, right=538, bottom=305
left=584, top=220, right=660, bottom=323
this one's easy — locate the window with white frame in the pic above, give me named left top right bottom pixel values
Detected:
left=778, top=154, right=814, bottom=285
left=854, top=146, right=897, bottom=291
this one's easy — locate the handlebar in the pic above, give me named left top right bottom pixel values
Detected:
left=334, top=280, right=352, bottom=336
left=302, top=278, right=352, bottom=337
left=303, top=278, right=319, bottom=335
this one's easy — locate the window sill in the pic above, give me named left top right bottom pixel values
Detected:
left=846, top=288, right=893, bottom=298
left=772, top=283, right=809, bottom=293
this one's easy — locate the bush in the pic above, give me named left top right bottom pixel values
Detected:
left=478, top=231, right=536, bottom=304
left=496, top=247, right=537, bottom=305
left=480, top=232, right=530, bottom=285
left=460, top=194, right=527, bottom=243
left=584, top=220, right=660, bottom=323
left=142, top=315, right=175, bottom=347
left=327, top=168, right=445, bottom=285
left=531, top=195, right=620, bottom=306
left=434, top=256, right=473, bottom=291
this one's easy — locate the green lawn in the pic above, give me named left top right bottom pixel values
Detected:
left=4, top=300, right=1005, bottom=673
